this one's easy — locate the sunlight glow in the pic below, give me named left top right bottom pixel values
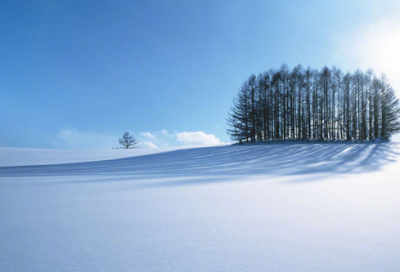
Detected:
left=336, top=19, right=400, bottom=93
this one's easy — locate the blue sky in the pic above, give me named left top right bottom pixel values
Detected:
left=1, top=0, right=400, bottom=149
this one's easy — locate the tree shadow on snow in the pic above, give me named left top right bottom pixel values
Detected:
left=0, top=143, right=399, bottom=187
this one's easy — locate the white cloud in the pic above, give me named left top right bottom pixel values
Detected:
left=161, top=129, right=174, bottom=138
left=140, top=132, right=155, bottom=138
left=175, top=131, right=223, bottom=146
left=138, top=141, right=157, bottom=148
left=50, top=128, right=117, bottom=149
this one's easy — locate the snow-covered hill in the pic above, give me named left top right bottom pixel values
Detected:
left=0, top=146, right=190, bottom=167
left=1, top=143, right=400, bottom=271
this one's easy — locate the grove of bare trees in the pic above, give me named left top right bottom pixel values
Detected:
left=227, top=64, right=400, bottom=143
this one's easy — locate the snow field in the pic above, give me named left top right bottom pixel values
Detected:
left=0, top=143, right=399, bottom=271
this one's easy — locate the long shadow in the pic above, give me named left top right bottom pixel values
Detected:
left=0, top=143, right=399, bottom=188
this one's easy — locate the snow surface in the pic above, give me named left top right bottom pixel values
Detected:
left=1, top=143, right=400, bottom=271
left=0, top=146, right=190, bottom=167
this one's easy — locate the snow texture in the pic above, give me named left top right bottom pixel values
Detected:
left=1, top=143, right=400, bottom=272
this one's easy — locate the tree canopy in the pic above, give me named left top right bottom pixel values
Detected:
left=117, top=131, right=139, bottom=149
left=227, top=65, right=400, bottom=143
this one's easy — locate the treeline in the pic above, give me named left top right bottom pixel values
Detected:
left=227, top=64, right=400, bottom=143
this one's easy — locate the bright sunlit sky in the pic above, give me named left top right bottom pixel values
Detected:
left=1, top=0, right=400, bottom=149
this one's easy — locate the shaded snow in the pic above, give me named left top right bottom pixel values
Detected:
left=1, top=143, right=400, bottom=271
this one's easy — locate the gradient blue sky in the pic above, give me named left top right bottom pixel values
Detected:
left=1, top=0, right=400, bottom=149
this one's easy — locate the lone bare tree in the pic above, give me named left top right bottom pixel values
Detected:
left=117, top=131, right=138, bottom=149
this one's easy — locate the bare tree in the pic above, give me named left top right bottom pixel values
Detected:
left=117, top=131, right=138, bottom=149
left=380, top=77, right=400, bottom=140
